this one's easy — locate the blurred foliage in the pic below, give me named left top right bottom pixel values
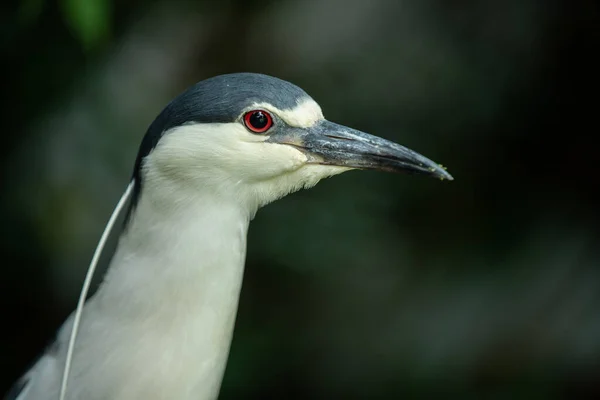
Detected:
left=60, top=0, right=111, bottom=50
left=19, top=0, right=111, bottom=49
left=1, top=0, right=600, bottom=398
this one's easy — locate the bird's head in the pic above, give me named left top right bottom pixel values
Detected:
left=131, top=73, right=452, bottom=217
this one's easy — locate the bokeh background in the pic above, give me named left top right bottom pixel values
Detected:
left=2, top=0, right=599, bottom=398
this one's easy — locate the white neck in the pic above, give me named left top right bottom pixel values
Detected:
left=91, top=182, right=251, bottom=399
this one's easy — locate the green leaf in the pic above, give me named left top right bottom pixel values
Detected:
left=59, top=0, right=111, bottom=51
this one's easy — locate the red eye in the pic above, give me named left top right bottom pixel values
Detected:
left=243, top=110, right=273, bottom=133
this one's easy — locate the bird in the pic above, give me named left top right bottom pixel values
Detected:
left=6, top=72, right=453, bottom=400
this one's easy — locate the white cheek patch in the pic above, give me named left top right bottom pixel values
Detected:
left=282, top=144, right=309, bottom=167
left=258, top=142, right=308, bottom=172
left=250, top=98, right=323, bottom=128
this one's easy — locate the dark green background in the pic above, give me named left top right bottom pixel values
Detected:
left=1, top=0, right=599, bottom=398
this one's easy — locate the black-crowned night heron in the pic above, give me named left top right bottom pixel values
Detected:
left=6, top=73, right=452, bottom=400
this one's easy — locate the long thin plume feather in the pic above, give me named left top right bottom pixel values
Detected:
left=59, top=180, right=135, bottom=400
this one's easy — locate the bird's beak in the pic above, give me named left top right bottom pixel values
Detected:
left=267, top=120, right=453, bottom=180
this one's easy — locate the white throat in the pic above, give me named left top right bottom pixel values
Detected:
left=85, top=178, right=251, bottom=399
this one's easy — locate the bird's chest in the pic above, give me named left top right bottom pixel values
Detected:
left=77, top=281, right=242, bottom=400
left=116, top=315, right=236, bottom=399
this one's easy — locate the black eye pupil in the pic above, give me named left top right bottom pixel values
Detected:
left=249, top=112, right=268, bottom=129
